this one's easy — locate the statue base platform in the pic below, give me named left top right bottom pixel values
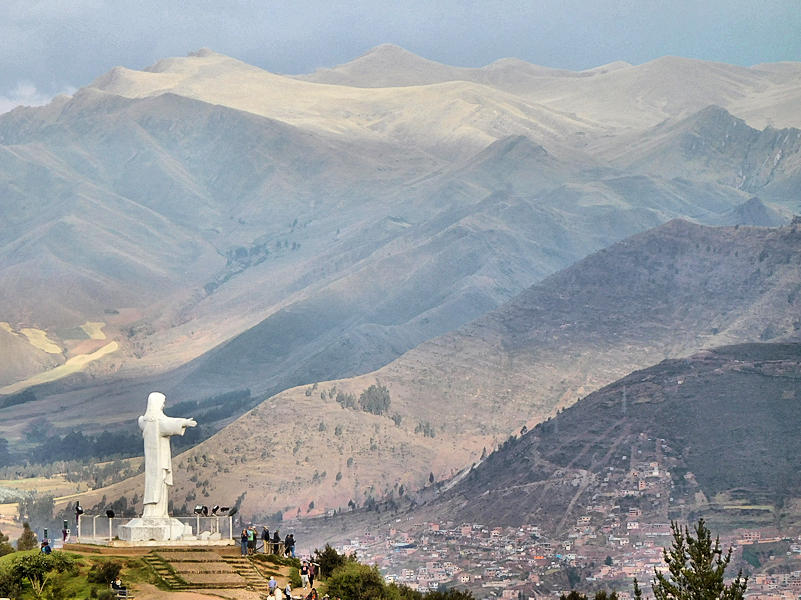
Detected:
left=118, top=517, right=194, bottom=542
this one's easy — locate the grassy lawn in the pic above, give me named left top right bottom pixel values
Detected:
left=0, top=549, right=155, bottom=600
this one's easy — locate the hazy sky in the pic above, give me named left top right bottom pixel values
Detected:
left=1, top=0, right=800, bottom=113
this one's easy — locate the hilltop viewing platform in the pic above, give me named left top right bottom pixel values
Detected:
left=75, top=511, right=235, bottom=546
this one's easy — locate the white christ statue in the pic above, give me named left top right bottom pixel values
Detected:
left=139, top=392, right=196, bottom=518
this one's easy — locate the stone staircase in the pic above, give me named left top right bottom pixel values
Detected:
left=140, top=548, right=293, bottom=598
left=141, top=548, right=293, bottom=598
left=141, top=553, right=191, bottom=590
left=221, top=556, right=272, bottom=596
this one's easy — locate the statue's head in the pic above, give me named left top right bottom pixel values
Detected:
left=145, top=391, right=166, bottom=415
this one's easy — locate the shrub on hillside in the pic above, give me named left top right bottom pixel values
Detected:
left=0, top=565, right=22, bottom=599
left=358, top=383, right=390, bottom=415
left=252, top=553, right=300, bottom=568
left=324, top=562, right=388, bottom=600
left=11, top=551, right=76, bottom=599
left=387, top=582, right=423, bottom=600
left=314, top=543, right=356, bottom=578
left=87, top=560, right=122, bottom=583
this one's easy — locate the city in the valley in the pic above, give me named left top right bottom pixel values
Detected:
left=319, top=454, right=801, bottom=600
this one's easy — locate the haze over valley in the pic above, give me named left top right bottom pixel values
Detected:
left=1, top=45, right=800, bottom=536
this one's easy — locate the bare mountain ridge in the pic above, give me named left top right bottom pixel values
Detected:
left=84, top=49, right=607, bottom=162
left=412, top=342, right=801, bottom=533
left=0, top=89, right=438, bottom=390
left=1, top=48, right=799, bottom=473
left=300, top=46, right=801, bottom=130
left=610, top=105, right=801, bottom=198
left=0, top=89, right=395, bottom=330
left=70, top=221, right=801, bottom=519
left=295, top=43, right=584, bottom=88
left=168, top=171, right=761, bottom=402
left=1, top=77, right=777, bottom=423
left=711, top=197, right=786, bottom=227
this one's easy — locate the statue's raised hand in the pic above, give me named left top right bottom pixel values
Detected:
left=185, top=418, right=197, bottom=428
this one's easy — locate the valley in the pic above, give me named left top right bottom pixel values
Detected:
left=63, top=221, right=801, bottom=521
left=1, top=46, right=800, bottom=544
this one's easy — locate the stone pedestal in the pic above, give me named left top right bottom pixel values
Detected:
left=117, top=517, right=194, bottom=542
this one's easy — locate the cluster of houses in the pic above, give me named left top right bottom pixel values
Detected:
left=322, top=450, right=801, bottom=600
left=331, top=519, right=801, bottom=600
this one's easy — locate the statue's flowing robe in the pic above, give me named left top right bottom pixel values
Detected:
left=139, top=413, right=189, bottom=515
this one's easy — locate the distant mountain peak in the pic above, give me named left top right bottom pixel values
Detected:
left=361, top=43, right=419, bottom=58
left=485, top=134, right=550, bottom=159
left=297, top=44, right=463, bottom=87
left=678, top=105, right=753, bottom=139
left=723, top=197, right=786, bottom=227
left=692, top=104, right=743, bottom=122
left=332, top=44, right=446, bottom=74
left=188, top=48, right=216, bottom=58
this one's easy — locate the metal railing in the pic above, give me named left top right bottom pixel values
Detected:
left=76, top=513, right=234, bottom=543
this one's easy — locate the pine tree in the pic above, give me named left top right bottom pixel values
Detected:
left=17, top=522, right=37, bottom=551
left=634, top=518, right=747, bottom=600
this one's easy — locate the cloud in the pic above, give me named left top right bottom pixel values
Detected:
left=0, top=81, right=75, bottom=115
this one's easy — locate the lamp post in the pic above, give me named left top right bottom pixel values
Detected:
left=106, top=510, right=115, bottom=543
left=75, top=502, right=84, bottom=541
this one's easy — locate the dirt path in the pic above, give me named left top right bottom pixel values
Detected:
left=132, top=583, right=262, bottom=600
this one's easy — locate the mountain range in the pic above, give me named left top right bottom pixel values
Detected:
left=1, top=46, right=800, bottom=525
left=69, top=219, right=801, bottom=520
left=284, top=341, right=801, bottom=546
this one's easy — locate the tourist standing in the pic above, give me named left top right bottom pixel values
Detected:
left=272, top=530, right=281, bottom=554
left=308, top=561, right=316, bottom=588
left=262, top=526, right=270, bottom=553
left=247, top=526, right=256, bottom=555
left=300, top=561, right=310, bottom=589
left=240, top=529, right=248, bottom=557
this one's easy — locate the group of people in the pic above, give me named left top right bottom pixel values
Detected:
left=267, top=575, right=294, bottom=600
left=239, top=525, right=296, bottom=557
left=261, top=561, right=335, bottom=600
